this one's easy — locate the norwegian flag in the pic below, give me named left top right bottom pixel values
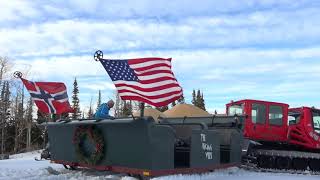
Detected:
left=21, top=78, right=73, bottom=114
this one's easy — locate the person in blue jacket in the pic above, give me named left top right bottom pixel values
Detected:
left=94, top=100, right=115, bottom=119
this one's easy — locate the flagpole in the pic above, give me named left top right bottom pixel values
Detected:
left=140, top=102, right=145, bottom=117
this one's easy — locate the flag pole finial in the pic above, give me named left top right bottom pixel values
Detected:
left=13, top=71, right=23, bottom=79
left=94, top=50, right=103, bottom=61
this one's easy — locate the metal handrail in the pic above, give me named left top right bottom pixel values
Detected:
left=157, top=122, right=208, bottom=130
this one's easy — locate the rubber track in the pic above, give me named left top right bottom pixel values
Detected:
left=256, top=149, right=320, bottom=159
left=241, top=162, right=320, bottom=176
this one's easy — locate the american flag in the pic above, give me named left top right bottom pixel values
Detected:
left=99, top=57, right=183, bottom=107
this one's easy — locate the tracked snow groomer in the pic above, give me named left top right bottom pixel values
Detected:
left=226, top=99, right=320, bottom=171
left=38, top=50, right=244, bottom=178
left=46, top=115, right=243, bottom=178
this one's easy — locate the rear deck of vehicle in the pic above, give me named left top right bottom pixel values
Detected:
left=47, top=116, right=243, bottom=177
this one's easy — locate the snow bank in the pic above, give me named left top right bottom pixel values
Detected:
left=1, top=151, right=320, bottom=180
left=154, top=167, right=320, bottom=180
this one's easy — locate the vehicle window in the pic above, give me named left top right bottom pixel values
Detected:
left=228, top=104, right=244, bottom=115
left=269, top=105, right=283, bottom=126
left=288, top=114, right=300, bottom=125
left=252, top=103, right=266, bottom=124
left=312, top=111, right=320, bottom=134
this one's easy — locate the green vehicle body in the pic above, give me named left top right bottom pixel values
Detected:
left=46, top=115, right=243, bottom=177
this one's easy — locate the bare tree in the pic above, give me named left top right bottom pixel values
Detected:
left=0, top=57, right=12, bottom=82
left=25, top=96, right=33, bottom=151
left=96, top=90, right=101, bottom=112
left=114, top=91, right=121, bottom=117
left=13, top=84, right=26, bottom=153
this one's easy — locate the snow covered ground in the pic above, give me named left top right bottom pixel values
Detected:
left=0, top=151, right=319, bottom=180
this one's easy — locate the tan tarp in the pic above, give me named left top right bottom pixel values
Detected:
left=163, top=104, right=210, bottom=117
left=133, top=108, right=166, bottom=121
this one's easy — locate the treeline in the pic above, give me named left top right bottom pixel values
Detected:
left=154, top=89, right=206, bottom=112
left=0, top=57, right=42, bottom=155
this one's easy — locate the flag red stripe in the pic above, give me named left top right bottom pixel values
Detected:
left=139, top=77, right=178, bottom=84
left=117, top=89, right=182, bottom=99
left=36, top=82, right=67, bottom=93
left=115, top=83, right=180, bottom=92
left=136, top=70, right=174, bottom=76
left=128, top=58, right=171, bottom=65
left=132, top=63, right=171, bottom=72
left=121, top=95, right=180, bottom=107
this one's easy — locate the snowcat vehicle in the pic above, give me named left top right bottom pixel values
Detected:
left=45, top=114, right=244, bottom=179
left=226, top=99, right=320, bottom=171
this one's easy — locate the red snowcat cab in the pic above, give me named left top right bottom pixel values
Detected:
left=226, top=99, right=320, bottom=171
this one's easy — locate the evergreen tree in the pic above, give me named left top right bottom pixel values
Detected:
left=71, top=78, right=81, bottom=119
left=61, top=112, right=69, bottom=119
left=196, top=89, right=201, bottom=107
left=177, top=94, right=185, bottom=104
left=0, top=82, right=6, bottom=154
left=96, top=90, right=101, bottom=111
left=51, top=114, right=59, bottom=122
left=4, top=82, right=13, bottom=153
left=36, top=110, right=48, bottom=124
left=191, top=90, right=196, bottom=106
left=192, top=89, right=206, bottom=111
left=199, top=92, right=206, bottom=111
left=35, top=110, right=49, bottom=148
left=171, top=101, right=176, bottom=107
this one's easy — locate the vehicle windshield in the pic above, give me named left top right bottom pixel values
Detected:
left=312, top=110, right=320, bottom=134
left=228, top=104, right=244, bottom=115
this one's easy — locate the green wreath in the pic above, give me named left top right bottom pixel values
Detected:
left=73, top=125, right=105, bottom=165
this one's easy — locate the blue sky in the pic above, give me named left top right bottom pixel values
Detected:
left=1, top=0, right=320, bottom=113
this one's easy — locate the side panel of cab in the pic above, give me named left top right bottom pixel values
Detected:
left=227, top=99, right=289, bottom=143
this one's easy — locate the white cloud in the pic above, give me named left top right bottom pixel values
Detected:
left=1, top=5, right=320, bottom=58
left=80, top=81, right=116, bottom=91
left=13, top=55, right=105, bottom=80
left=2, top=0, right=320, bottom=115
left=16, top=1, right=317, bottom=21
left=0, top=0, right=39, bottom=22
left=11, top=46, right=320, bottom=82
left=10, top=46, right=320, bottom=114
